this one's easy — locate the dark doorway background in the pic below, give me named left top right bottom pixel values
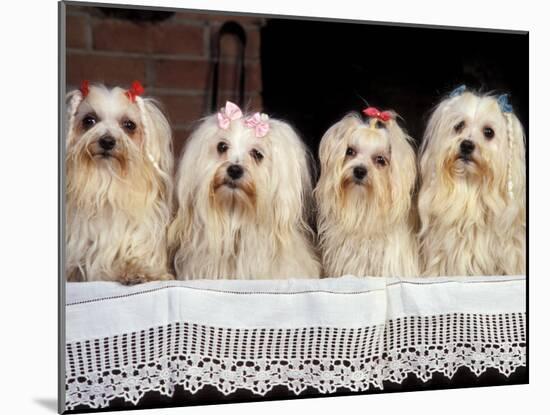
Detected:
left=261, top=18, right=528, bottom=156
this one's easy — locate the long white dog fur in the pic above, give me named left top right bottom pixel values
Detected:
left=66, top=83, right=174, bottom=283
left=418, top=89, right=526, bottom=276
left=315, top=112, right=419, bottom=277
left=169, top=103, right=320, bottom=280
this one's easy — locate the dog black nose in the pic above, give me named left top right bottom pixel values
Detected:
left=460, top=139, right=475, bottom=155
left=227, top=164, right=244, bottom=180
left=98, top=135, right=116, bottom=151
left=353, top=166, right=368, bottom=180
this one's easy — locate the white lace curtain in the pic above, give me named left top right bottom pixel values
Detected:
left=63, top=275, right=526, bottom=410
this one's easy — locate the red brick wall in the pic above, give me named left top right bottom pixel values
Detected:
left=66, top=5, right=265, bottom=157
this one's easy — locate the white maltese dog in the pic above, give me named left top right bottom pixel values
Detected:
left=418, top=85, right=526, bottom=276
left=315, top=107, right=419, bottom=277
left=66, top=81, right=174, bottom=284
left=169, top=101, right=320, bottom=280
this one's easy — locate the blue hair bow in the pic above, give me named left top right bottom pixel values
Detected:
left=497, top=94, right=513, bottom=113
left=449, top=84, right=466, bottom=98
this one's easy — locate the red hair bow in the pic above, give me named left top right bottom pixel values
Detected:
left=362, top=107, right=393, bottom=122
left=80, top=80, right=90, bottom=97
left=126, top=81, right=145, bottom=102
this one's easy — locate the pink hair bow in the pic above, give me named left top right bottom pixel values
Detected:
left=244, top=112, right=270, bottom=138
left=362, top=107, right=393, bottom=122
left=217, top=101, right=243, bottom=130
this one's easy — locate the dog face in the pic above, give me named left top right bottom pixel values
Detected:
left=421, top=92, right=525, bottom=194
left=208, top=120, right=267, bottom=212
left=68, top=86, right=149, bottom=175
left=317, top=113, right=416, bottom=230
left=66, top=83, right=173, bottom=210
left=336, top=117, right=392, bottom=193
left=176, top=107, right=313, bottom=223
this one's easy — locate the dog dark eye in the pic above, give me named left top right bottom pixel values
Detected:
left=375, top=120, right=385, bottom=129
left=374, top=155, right=387, bottom=166
left=122, top=119, right=136, bottom=132
left=82, top=115, right=97, bottom=129
left=345, top=147, right=356, bottom=157
left=217, top=142, right=229, bottom=154
left=454, top=120, right=466, bottom=133
left=250, top=149, right=263, bottom=162
left=483, top=127, right=495, bottom=140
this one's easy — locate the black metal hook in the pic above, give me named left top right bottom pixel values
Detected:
left=210, top=21, right=248, bottom=112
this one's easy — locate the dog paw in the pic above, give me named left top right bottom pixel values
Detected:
left=157, top=272, right=175, bottom=281
left=118, top=272, right=153, bottom=286
left=117, top=263, right=175, bottom=285
left=66, top=268, right=85, bottom=282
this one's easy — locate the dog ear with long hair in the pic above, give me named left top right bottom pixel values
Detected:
left=316, top=115, right=362, bottom=230
left=497, top=110, right=526, bottom=273
left=137, top=98, right=174, bottom=202
left=262, top=119, right=316, bottom=242
left=318, top=115, right=355, bottom=176
left=385, top=117, right=417, bottom=224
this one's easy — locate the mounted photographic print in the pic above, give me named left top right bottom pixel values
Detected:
left=59, top=1, right=528, bottom=413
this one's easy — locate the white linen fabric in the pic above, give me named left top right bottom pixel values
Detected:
left=64, top=275, right=526, bottom=410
